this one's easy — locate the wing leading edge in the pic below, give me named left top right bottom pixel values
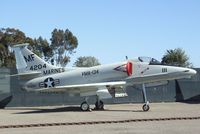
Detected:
left=31, top=81, right=126, bottom=92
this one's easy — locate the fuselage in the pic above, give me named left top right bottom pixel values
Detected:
left=24, top=59, right=196, bottom=91
left=13, top=43, right=197, bottom=111
left=24, top=61, right=129, bottom=91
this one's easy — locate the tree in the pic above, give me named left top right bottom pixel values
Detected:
left=30, top=36, right=53, bottom=61
left=74, top=56, right=101, bottom=67
left=0, top=43, right=8, bottom=66
left=0, top=28, right=27, bottom=67
left=0, top=28, right=53, bottom=67
left=0, top=27, right=78, bottom=67
left=50, top=28, right=78, bottom=66
left=161, top=48, right=192, bottom=67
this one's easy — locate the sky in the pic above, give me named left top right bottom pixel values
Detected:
left=1, top=0, right=200, bottom=67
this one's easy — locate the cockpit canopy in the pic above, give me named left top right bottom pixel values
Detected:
left=137, top=57, right=162, bottom=65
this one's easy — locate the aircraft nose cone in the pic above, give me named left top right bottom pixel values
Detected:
left=188, top=68, right=197, bottom=75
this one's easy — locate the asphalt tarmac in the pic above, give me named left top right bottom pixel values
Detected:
left=0, top=102, right=200, bottom=134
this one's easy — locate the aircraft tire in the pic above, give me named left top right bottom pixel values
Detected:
left=142, top=104, right=150, bottom=111
left=81, top=101, right=90, bottom=111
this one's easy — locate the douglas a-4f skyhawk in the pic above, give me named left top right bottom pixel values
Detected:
left=12, top=43, right=196, bottom=111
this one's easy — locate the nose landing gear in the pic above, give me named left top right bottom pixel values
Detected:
left=142, top=83, right=150, bottom=112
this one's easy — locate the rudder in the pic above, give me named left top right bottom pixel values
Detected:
left=13, top=43, right=64, bottom=75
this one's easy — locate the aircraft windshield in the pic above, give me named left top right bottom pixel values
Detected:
left=138, top=57, right=162, bottom=65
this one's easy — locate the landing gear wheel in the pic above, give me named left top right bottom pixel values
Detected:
left=81, top=101, right=90, bottom=111
left=142, top=104, right=150, bottom=111
left=95, top=100, right=104, bottom=110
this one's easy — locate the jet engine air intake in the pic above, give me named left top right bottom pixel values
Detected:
left=126, top=62, right=132, bottom=76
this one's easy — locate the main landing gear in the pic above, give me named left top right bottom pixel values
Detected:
left=142, top=83, right=150, bottom=111
left=94, top=96, right=104, bottom=110
left=80, top=101, right=90, bottom=111
left=80, top=97, right=91, bottom=111
left=80, top=84, right=150, bottom=112
left=80, top=96, right=104, bottom=111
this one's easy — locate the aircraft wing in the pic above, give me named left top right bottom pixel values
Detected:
left=56, top=81, right=126, bottom=89
left=126, top=70, right=191, bottom=85
left=34, top=81, right=126, bottom=96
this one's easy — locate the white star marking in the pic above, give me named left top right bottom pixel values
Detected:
left=45, top=78, right=53, bottom=88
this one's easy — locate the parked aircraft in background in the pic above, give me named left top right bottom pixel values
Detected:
left=12, top=43, right=196, bottom=111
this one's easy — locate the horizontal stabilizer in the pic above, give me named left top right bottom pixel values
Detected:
left=6, top=72, right=41, bottom=79
left=12, top=43, right=29, bottom=48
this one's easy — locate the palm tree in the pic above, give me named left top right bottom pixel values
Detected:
left=161, top=48, right=192, bottom=67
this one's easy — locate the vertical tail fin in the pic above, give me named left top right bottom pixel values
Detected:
left=13, top=43, right=64, bottom=75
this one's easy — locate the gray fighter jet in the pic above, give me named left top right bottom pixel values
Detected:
left=12, top=43, right=196, bottom=111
